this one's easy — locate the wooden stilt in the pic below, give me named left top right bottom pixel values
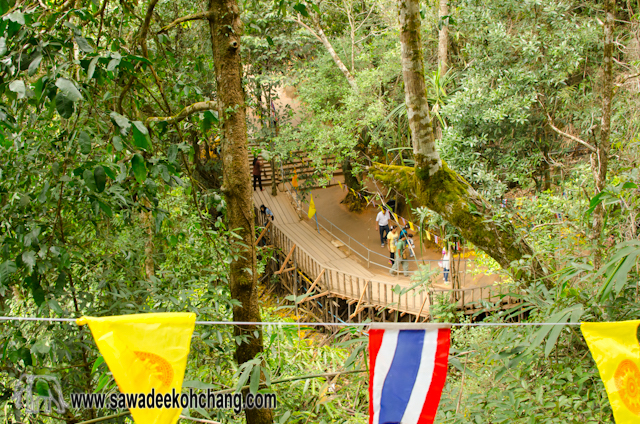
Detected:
left=254, top=221, right=272, bottom=245
left=349, top=281, right=370, bottom=319
left=277, top=243, right=296, bottom=275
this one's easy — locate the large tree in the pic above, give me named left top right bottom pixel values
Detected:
left=207, top=0, right=273, bottom=423
left=371, top=0, right=542, bottom=277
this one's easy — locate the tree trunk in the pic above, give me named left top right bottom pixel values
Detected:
left=373, top=0, right=542, bottom=279
left=207, top=1, right=273, bottom=423
left=590, top=0, right=615, bottom=266
left=141, top=199, right=155, bottom=279
left=315, top=19, right=358, bottom=91
left=437, top=0, right=448, bottom=75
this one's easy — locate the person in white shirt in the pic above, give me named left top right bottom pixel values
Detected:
left=375, top=209, right=391, bottom=247
left=440, top=248, right=451, bottom=283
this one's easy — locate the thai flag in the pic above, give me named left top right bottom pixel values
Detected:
left=369, top=324, right=451, bottom=424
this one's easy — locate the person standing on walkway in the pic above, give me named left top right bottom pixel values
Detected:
left=376, top=208, right=391, bottom=247
left=440, top=248, right=451, bottom=284
left=398, top=223, right=410, bottom=240
left=387, top=225, right=399, bottom=265
left=252, top=157, right=266, bottom=191
left=389, top=237, right=409, bottom=277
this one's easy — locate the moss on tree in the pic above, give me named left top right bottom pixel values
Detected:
left=371, top=162, right=541, bottom=280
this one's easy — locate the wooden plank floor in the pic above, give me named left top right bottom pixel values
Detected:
left=253, top=189, right=512, bottom=319
left=254, top=189, right=375, bottom=279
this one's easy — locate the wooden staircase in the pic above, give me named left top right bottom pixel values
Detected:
left=248, top=143, right=343, bottom=187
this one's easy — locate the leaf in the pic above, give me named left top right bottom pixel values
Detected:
left=0, top=260, right=17, bottom=285
left=74, top=35, right=94, bottom=53
left=48, top=299, right=64, bottom=315
left=0, top=37, right=6, bottom=56
left=31, top=276, right=45, bottom=306
left=266, top=36, right=274, bottom=46
left=22, top=251, right=36, bottom=272
left=279, top=411, right=291, bottom=424
left=31, top=339, right=50, bottom=355
left=237, top=362, right=253, bottom=390
left=95, top=374, right=110, bottom=391
left=6, top=10, right=25, bottom=25
left=83, top=169, right=97, bottom=191
left=168, top=144, right=178, bottom=163
left=154, top=211, right=166, bottom=232
left=131, top=154, right=147, bottom=183
left=78, top=130, right=92, bottom=154
left=132, top=121, right=151, bottom=150
left=544, top=305, right=582, bottom=357
left=97, top=200, right=112, bottom=217
left=182, top=380, right=218, bottom=390
left=91, top=355, right=105, bottom=374
left=112, top=135, right=123, bottom=151
left=110, top=111, right=130, bottom=133
left=250, top=363, right=261, bottom=394
left=94, top=165, right=106, bottom=192
left=107, top=52, right=122, bottom=71
left=55, top=93, right=75, bottom=118
left=55, top=78, right=83, bottom=101
left=38, top=181, right=50, bottom=203
left=9, top=80, right=26, bottom=99
left=87, top=56, right=99, bottom=80
left=28, top=53, right=42, bottom=76
left=293, top=3, right=309, bottom=17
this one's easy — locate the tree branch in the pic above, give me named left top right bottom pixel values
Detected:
left=537, top=98, right=597, bottom=153
left=544, top=112, right=596, bottom=153
left=145, top=101, right=217, bottom=125
left=138, top=0, right=160, bottom=57
left=159, top=11, right=214, bottom=33
left=294, top=16, right=323, bottom=43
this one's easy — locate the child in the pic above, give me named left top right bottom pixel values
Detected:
left=407, top=234, right=415, bottom=258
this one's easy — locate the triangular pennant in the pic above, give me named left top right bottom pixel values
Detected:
left=409, top=222, right=416, bottom=231
left=426, top=231, right=431, bottom=241
left=369, top=324, right=451, bottom=424
left=308, top=194, right=317, bottom=218
left=581, top=321, right=640, bottom=423
left=338, top=181, right=343, bottom=190
left=77, top=313, right=196, bottom=424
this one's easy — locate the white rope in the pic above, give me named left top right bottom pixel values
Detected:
left=0, top=316, right=582, bottom=326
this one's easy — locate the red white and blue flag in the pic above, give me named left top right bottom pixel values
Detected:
left=369, top=324, right=451, bottom=424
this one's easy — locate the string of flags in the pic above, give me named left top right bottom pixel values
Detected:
left=10, top=313, right=636, bottom=424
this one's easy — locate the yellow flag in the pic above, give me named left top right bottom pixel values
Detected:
left=77, top=313, right=196, bottom=424
left=581, top=321, right=640, bottom=422
left=338, top=181, right=343, bottom=190
left=426, top=231, right=431, bottom=241
left=308, top=194, right=316, bottom=218
left=393, top=213, right=399, bottom=223
left=409, top=222, right=416, bottom=231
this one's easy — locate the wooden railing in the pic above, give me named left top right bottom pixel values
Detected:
left=258, top=213, right=515, bottom=320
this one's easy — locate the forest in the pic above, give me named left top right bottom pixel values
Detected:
left=1, top=0, right=639, bottom=423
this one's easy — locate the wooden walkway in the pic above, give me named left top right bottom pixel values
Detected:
left=254, top=189, right=516, bottom=321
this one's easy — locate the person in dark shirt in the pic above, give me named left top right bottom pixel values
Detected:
left=252, top=157, right=267, bottom=191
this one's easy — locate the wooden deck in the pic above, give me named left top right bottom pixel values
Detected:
left=254, top=189, right=516, bottom=321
